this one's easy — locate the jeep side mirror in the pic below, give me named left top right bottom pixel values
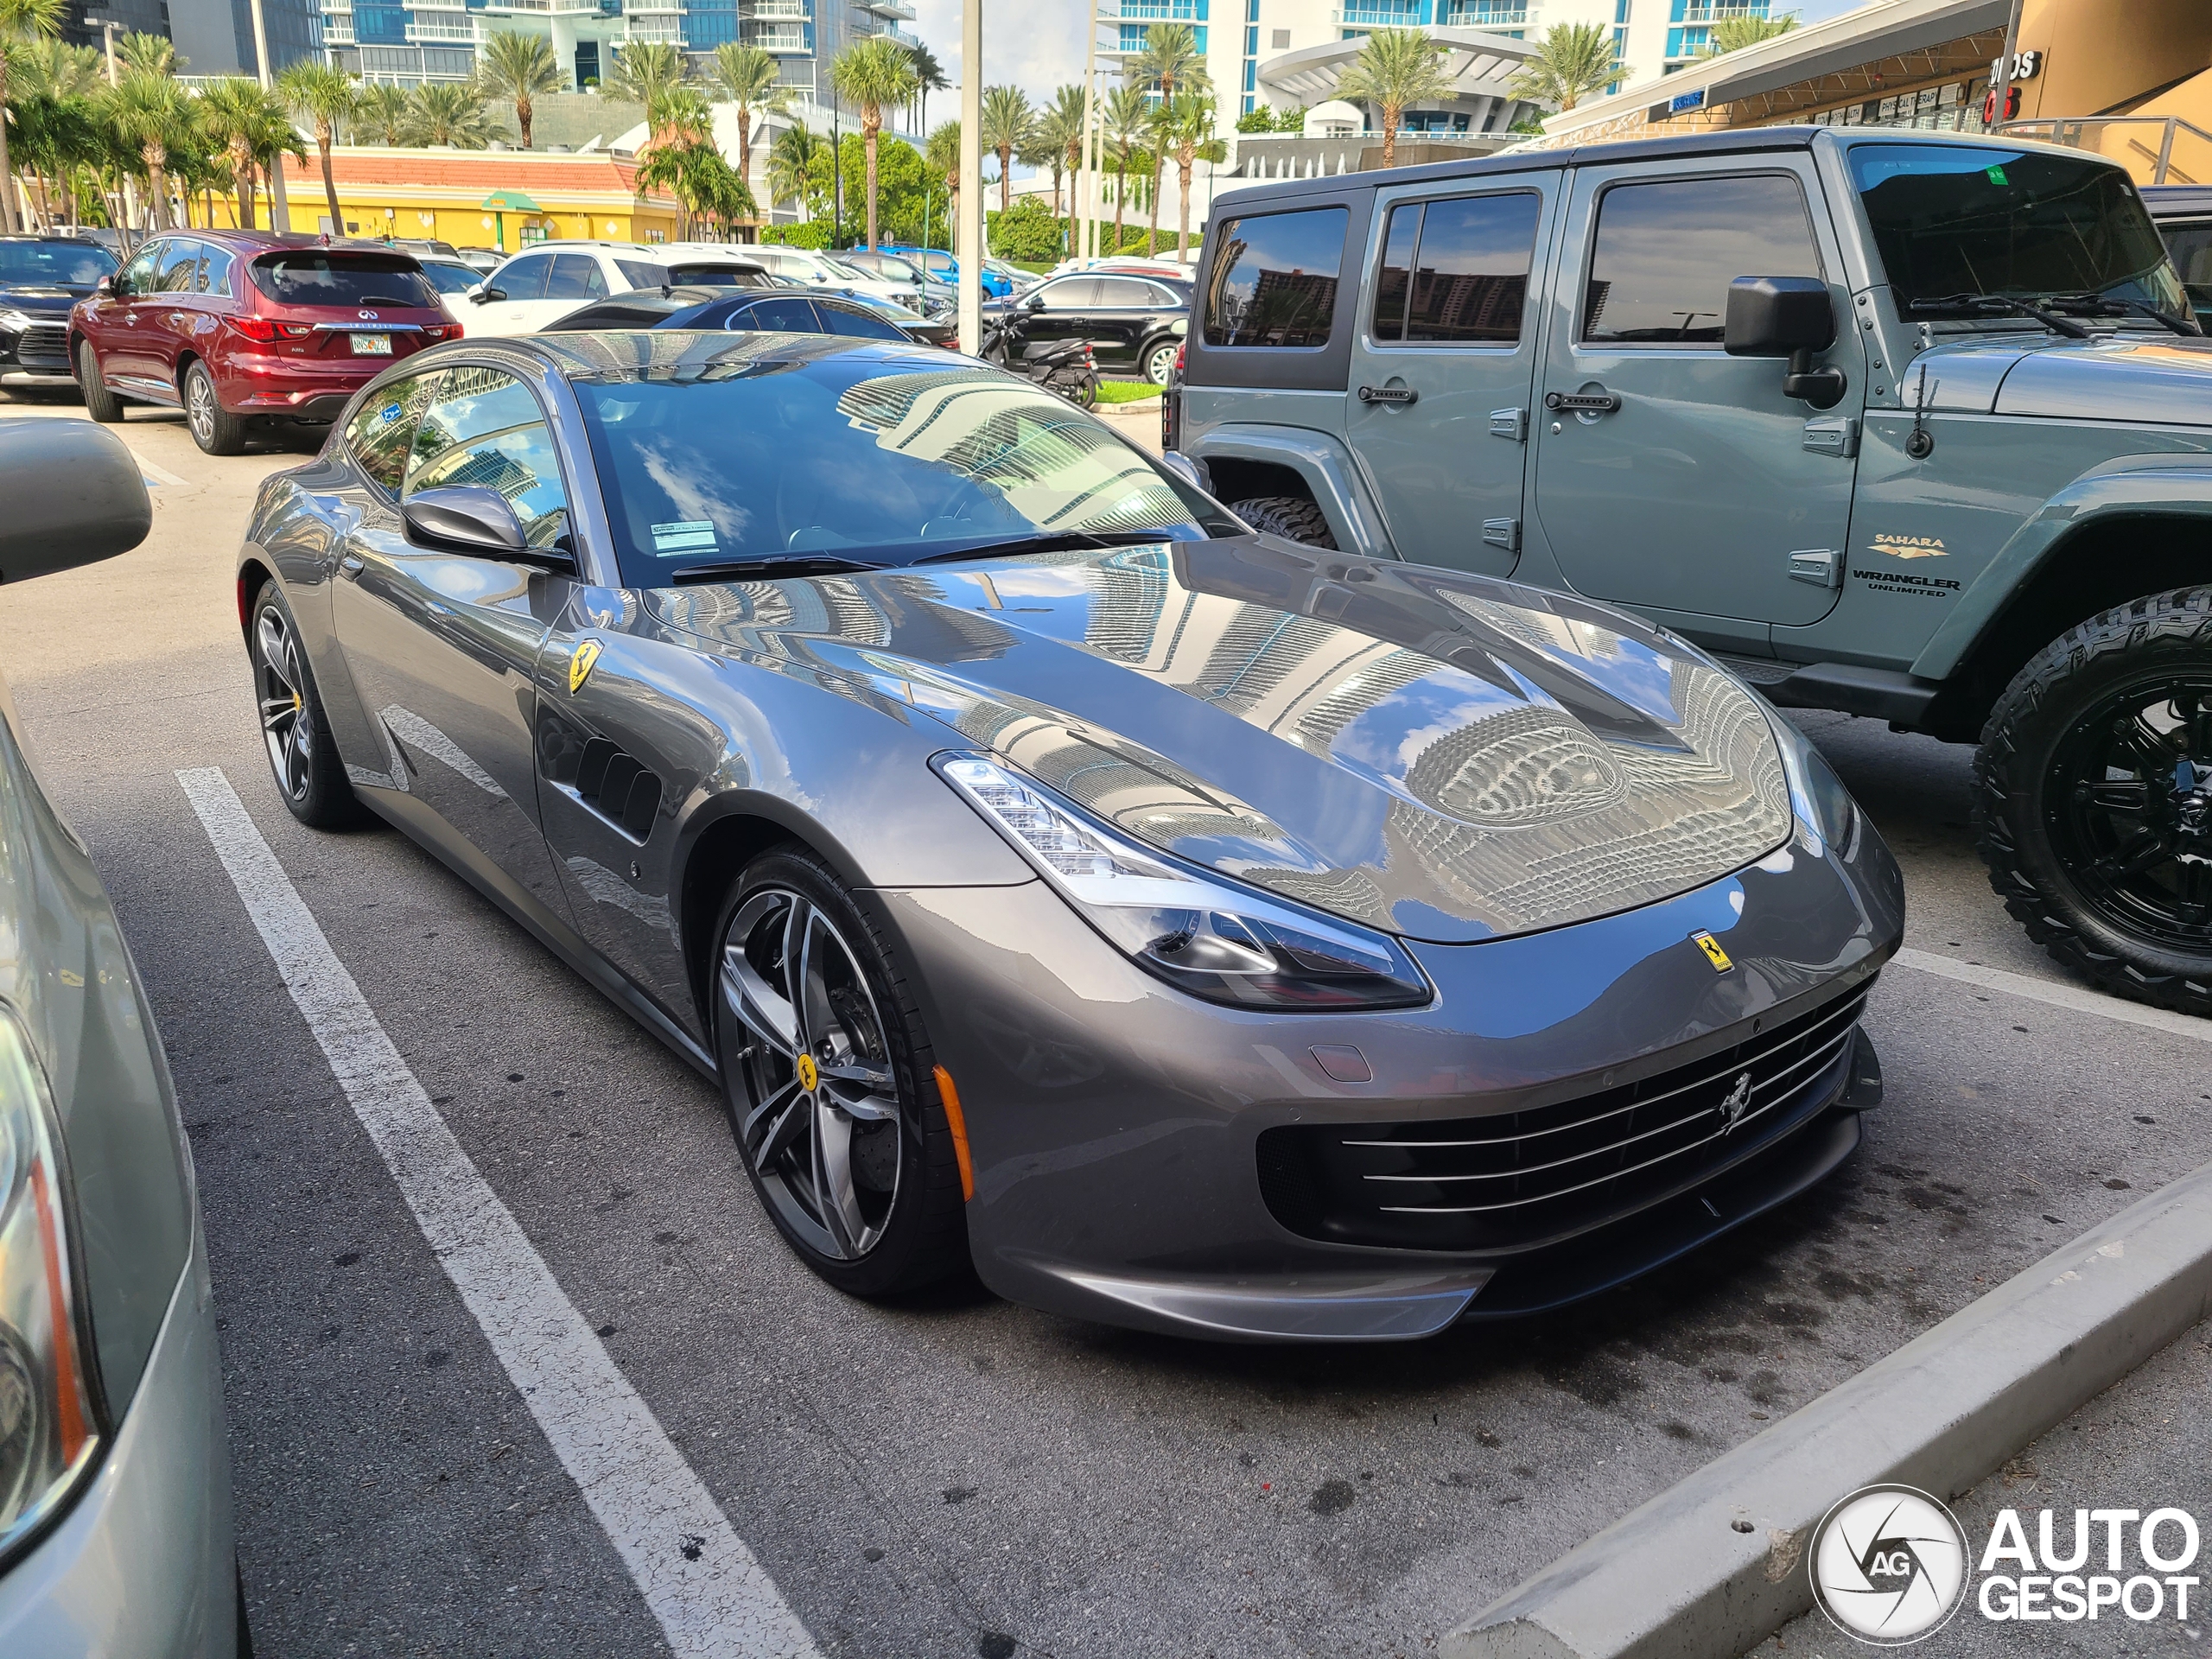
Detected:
left=1726, top=276, right=1846, bottom=410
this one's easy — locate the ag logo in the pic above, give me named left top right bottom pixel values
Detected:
left=1810, top=1484, right=1969, bottom=1644
left=569, top=639, right=601, bottom=693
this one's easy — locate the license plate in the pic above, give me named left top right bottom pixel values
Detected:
left=349, top=333, right=392, bottom=355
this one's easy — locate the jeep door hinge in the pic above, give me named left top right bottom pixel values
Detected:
left=1788, top=549, right=1845, bottom=588
left=1489, top=408, right=1528, bottom=443
left=1484, top=518, right=1522, bottom=552
left=1802, top=416, right=1859, bottom=458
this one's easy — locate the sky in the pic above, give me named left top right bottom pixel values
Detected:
left=912, top=0, right=1874, bottom=106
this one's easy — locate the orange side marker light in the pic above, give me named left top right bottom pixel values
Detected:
left=933, top=1065, right=975, bottom=1202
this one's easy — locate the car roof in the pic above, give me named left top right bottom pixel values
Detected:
left=0, top=232, right=108, bottom=245
left=542, top=286, right=736, bottom=327
left=2143, top=184, right=2212, bottom=219
left=184, top=230, right=423, bottom=256
left=520, top=329, right=932, bottom=378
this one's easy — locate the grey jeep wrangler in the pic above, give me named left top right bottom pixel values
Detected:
left=1167, top=124, right=2212, bottom=1015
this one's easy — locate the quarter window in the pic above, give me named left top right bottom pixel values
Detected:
left=157, top=240, right=200, bottom=294
left=615, top=257, right=670, bottom=289
left=734, top=296, right=821, bottom=332
left=1092, top=277, right=1154, bottom=308
left=817, top=301, right=907, bottom=340
left=198, top=245, right=237, bottom=297
left=547, top=254, right=608, bottom=302
left=344, top=374, right=438, bottom=496
left=1204, top=206, right=1348, bottom=347
left=1372, top=191, right=1540, bottom=343
left=1581, top=174, right=1821, bottom=344
left=403, top=367, right=572, bottom=551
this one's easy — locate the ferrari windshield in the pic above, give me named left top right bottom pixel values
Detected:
left=1850, top=143, right=2187, bottom=323
left=563, top=334, right=1223, bottom=585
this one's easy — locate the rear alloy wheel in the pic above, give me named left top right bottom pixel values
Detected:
left=1977, top=587, right=2212, bottom=1015
left=712, top=849, right=966, bottom=1297
left=1231, top=494, right=1338, bottom=550
left=250, top=582, right=363, bottom=828
left=184, top=360, right=249, bottom=456
left=1142, top=340, right=1179, bottom=386
left=76, top=340, right=123, bottom=423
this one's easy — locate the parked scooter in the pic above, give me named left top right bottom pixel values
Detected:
left=980, top=318, right=1099, bottom=409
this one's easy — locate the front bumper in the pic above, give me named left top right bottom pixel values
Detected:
left=877, top=808, right=1904, bottom=1342
left=0, top=317, right=73, bottom=379
left=0, top=1224, right=237, bottom=1656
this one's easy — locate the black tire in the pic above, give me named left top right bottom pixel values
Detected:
left=1231, top=494, right=1338, bottom=550
left=248, top=579, right=365, bottom=829
left=709, top=847, right=968, bottom=1299
left=1976, top=586, right=2212, bottom=1016
left=236, top=1563, right=255, bottom=1659
left=1141, top=338, right=1179, bottom=387
left=76, top=340, right=124, bottom=423
left=184, top=359, right=249, bottom=456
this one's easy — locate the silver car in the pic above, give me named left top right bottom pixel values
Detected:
left=0, top=420, right=238, bottom=1652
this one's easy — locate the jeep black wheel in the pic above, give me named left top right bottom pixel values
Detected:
left=1230, top=494, right=1337, bottom=550
left=1977, top=587, right=2212, bottom=1014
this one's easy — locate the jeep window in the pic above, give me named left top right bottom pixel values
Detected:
left=1204, top=207, right=1348, bottom=348
left=1373, top=191, right=1540, bottom=344
left=1581, top=175, right=1819, bottom=344
left=1851, top=145, right=2187, bottom=324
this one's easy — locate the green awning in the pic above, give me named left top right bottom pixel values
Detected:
left=481, top=189, right=543, bottom=213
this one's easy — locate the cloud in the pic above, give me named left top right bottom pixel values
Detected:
left=911, top=0, right=1090, bottom=105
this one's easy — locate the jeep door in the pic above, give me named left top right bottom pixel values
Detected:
left=1346, top=175, right=1557, bottom=577
left=1529, top=155, right=1865, bottom=640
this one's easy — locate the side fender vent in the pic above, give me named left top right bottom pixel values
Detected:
left=539, top=711, right=663, bottom=842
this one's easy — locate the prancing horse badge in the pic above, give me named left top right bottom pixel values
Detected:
left=569, top=639, right=601, bottom=694
left=1693, top=931, right=1733, bottom=973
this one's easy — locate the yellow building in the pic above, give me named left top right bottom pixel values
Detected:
left=207, top=147, right=683, bottom=252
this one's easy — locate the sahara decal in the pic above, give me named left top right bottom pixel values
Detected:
left=1869, top=534, right=1948, bottom=560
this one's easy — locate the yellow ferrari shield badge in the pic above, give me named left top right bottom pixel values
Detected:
left=569, top=639, right=601, bottom=694
left=795, top=1053, right=819, bottom=1092
left=1693, top=931, right=1734, bottom=973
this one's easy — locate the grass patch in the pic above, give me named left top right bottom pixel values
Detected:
left=1095, top=379, right=1164, bottom=405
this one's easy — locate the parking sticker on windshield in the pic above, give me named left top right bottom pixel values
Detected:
left=652, top=520, right=717, bottom=555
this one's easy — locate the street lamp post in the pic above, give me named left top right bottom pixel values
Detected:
left=1078, top=0, right=1097, bottom=261
left=957, top=0, right=982, bottom=354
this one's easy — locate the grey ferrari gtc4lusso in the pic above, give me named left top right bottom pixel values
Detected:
left=236, top=331, right=1903, bottom=1342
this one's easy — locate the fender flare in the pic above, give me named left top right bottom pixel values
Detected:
left=1910, top=457, right=2212, bottom=682
left=1184, top=423, right=1399, bottom=561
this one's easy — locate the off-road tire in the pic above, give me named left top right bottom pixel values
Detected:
left=76, top=340, right=124, bottom=423
left=1231, top=494, right=1338, bottom=550
left=710, top=847, right=969, bottom=1299
left=1975, top=585, right=2212, bottom=1016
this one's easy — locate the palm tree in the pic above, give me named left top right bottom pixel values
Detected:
left=1506, top=21, right=1628, bottom=115
left=830, top=36, right=917, bottom=251
left=106, top=69, right=193, bottom=229
left=606, top=41, right=685, bottom=138
left=979, top=84, right=1031, bottom=217
left=355, top=80, right=410, bottom=145
left=1100, top=85, right=1147, bottom=253
left=765, top=118, right=827, bottom=218
left=0, top=0, right=68, bottom=233
left=277, top=60, right=359, bottom=234
left=924, top=118, right=958, bottom=249
left=638, top=137, right=753, bottom=239
left=906, top=41, right=946, bottom=137
left=1701, top=14, right=1796, bottom=55
left=115, top=29, right=176, bottom=75
left=1332, top=28, right=1452, bottom=168
left=652, top=85, right=714, bottom=144
left=196, top=77, right=275, bottom=227
left=1128, top=20, right=1204, bottom=103
left=1140, top=92, right=1176, bottom=256
left=1030, top=83, right=1084, bottom=218
left=403, top=81, right=496, bottom=149
left=1163, top=91, right=1222, bottom=263
left=475, top=29, right=562, bottom=149
left=708, top=41, right=791, bottom=199
left=7, top=41, right=100, bottom=228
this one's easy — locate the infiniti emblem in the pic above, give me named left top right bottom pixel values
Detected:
left=1720, top=1071, right=1752, bottom=1129
left=359, top=308, right=378, bottom=321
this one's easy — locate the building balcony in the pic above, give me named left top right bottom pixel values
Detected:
left=624, top=14, right=683, bottom=40
left=1673, top=0, right=1764, bottom=19
left=855, top=0, right=913, bottom=17
left=407, top=16, right=477, bottom=41
left=1332, top=4, right=1427, bottom=26
left=744, top=22, right=809, bottom=48
left=1116, top=0, right=1203, bottom=16
left=322, top=16, right=356, bottom=41
left=741, top=0, right=808, bottom=16
left=1440, top=2, right=1527, bottom=23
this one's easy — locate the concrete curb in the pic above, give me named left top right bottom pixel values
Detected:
left=1443, top=1158, right=2212, bottom=1659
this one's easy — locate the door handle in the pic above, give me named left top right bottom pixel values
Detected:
left=1357, top=384, right=1418, bottom=406
left=1544, top=390, right=1621, bottom=415
left=340, top=553, right=365, bottom=576
left=167, top=312, right=187, bottom=326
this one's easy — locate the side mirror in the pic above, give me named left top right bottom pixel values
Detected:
left=95, top=275, right=116, bottom=297
left=0, top=419, right=151, bottom=582
left=1725, top=276, right=1846, bottom=410
left=1170, top=316, right=1189, bottom=337
left=403, top=486, right=537, bottom=558
left=1157, top=451, right=1212, bottom=496
left=472, top=286, right=504, bottom=304
left=1025, top=294, right=1047, bottom=311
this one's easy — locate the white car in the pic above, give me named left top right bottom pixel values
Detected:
left=462, top=241, right=767, bottom=336
left=677, top=243, right=925, bottom=313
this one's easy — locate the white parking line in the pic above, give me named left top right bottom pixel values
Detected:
left=1893, top=945, right=2212, bottom=1043
left=176, top=766, right=820, bottom=1659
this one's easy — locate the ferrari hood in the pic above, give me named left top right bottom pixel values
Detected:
left=648, top=541, right=1793, bottom=944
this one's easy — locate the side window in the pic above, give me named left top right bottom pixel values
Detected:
left=118, top=245, right=159, bottom=296
left=1091, top=277, right=1152, bottom=308
left=1204, top=206, right=1349, bottom=347
left=157, top=240, right=200, bottom=294
left=345, top=373, right=440, bottom=496
left=403, top=366, right=572, bottom=551
left=493, top=255, right=551, bottom=301
left=817, top=301, right=906, bottom=340
left=2164, top=219, right=2212, bottom=306
left=740, top=296, right=822, bottom=332
left=614, top=257, right=669, bottom=289
left=198, top=244, right=237, bottom=297
left=1371, top=191, right=1540, bottom=344
left=546, top=254, right=608, bottom=301
left=1582, top=174, right=1821, bottom=345
left=1038, top=278, right=1099, bottom=308
left=1140, top=282, right=1185, bottom=307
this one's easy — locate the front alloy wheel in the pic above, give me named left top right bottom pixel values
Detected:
left=711, top=851, right=966, bottom=1295
left=249, top=582, right=361, bottom=828
left=1978, top=587, right=2212, bottom=1014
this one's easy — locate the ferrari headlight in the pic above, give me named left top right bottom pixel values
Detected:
left=0, top=1003, right=99, bottom=1563
left=934, top=753, right=1432, bottom=1011
left=1761, top=704, right=1858, bottom=853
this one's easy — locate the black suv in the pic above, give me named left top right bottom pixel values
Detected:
left=983, top=270, right=1190, bottom=385
left=0, top=235, right=118, bottom=396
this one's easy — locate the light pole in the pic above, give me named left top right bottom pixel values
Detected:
left=248, top=0, right=296, bottom=232
left=1077, top=0, right=1096, bottom=261
left=957, top=0, right=982, bottom=354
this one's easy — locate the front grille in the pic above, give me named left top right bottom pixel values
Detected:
left=1257, top=976, right=1873, bottom=1253
left=14, top=321, right=68, bottom=372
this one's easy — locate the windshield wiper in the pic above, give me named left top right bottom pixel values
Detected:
left=1907, top=292, right=2091, bottom=340
left=907, top=530, right=1187, bottom=566
left=2045, top=293, right=2202, bottom=337
left=668, top=555, right=879, bottom=583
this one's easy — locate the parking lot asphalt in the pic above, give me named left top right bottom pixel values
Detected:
left=3, top=393, right=2198, bottom=1658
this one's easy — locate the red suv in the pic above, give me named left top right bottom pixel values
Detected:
left=70, top=232, right=459, bottom=455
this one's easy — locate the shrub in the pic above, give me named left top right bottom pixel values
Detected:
left=987, top=196, right=1066, bottom=262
